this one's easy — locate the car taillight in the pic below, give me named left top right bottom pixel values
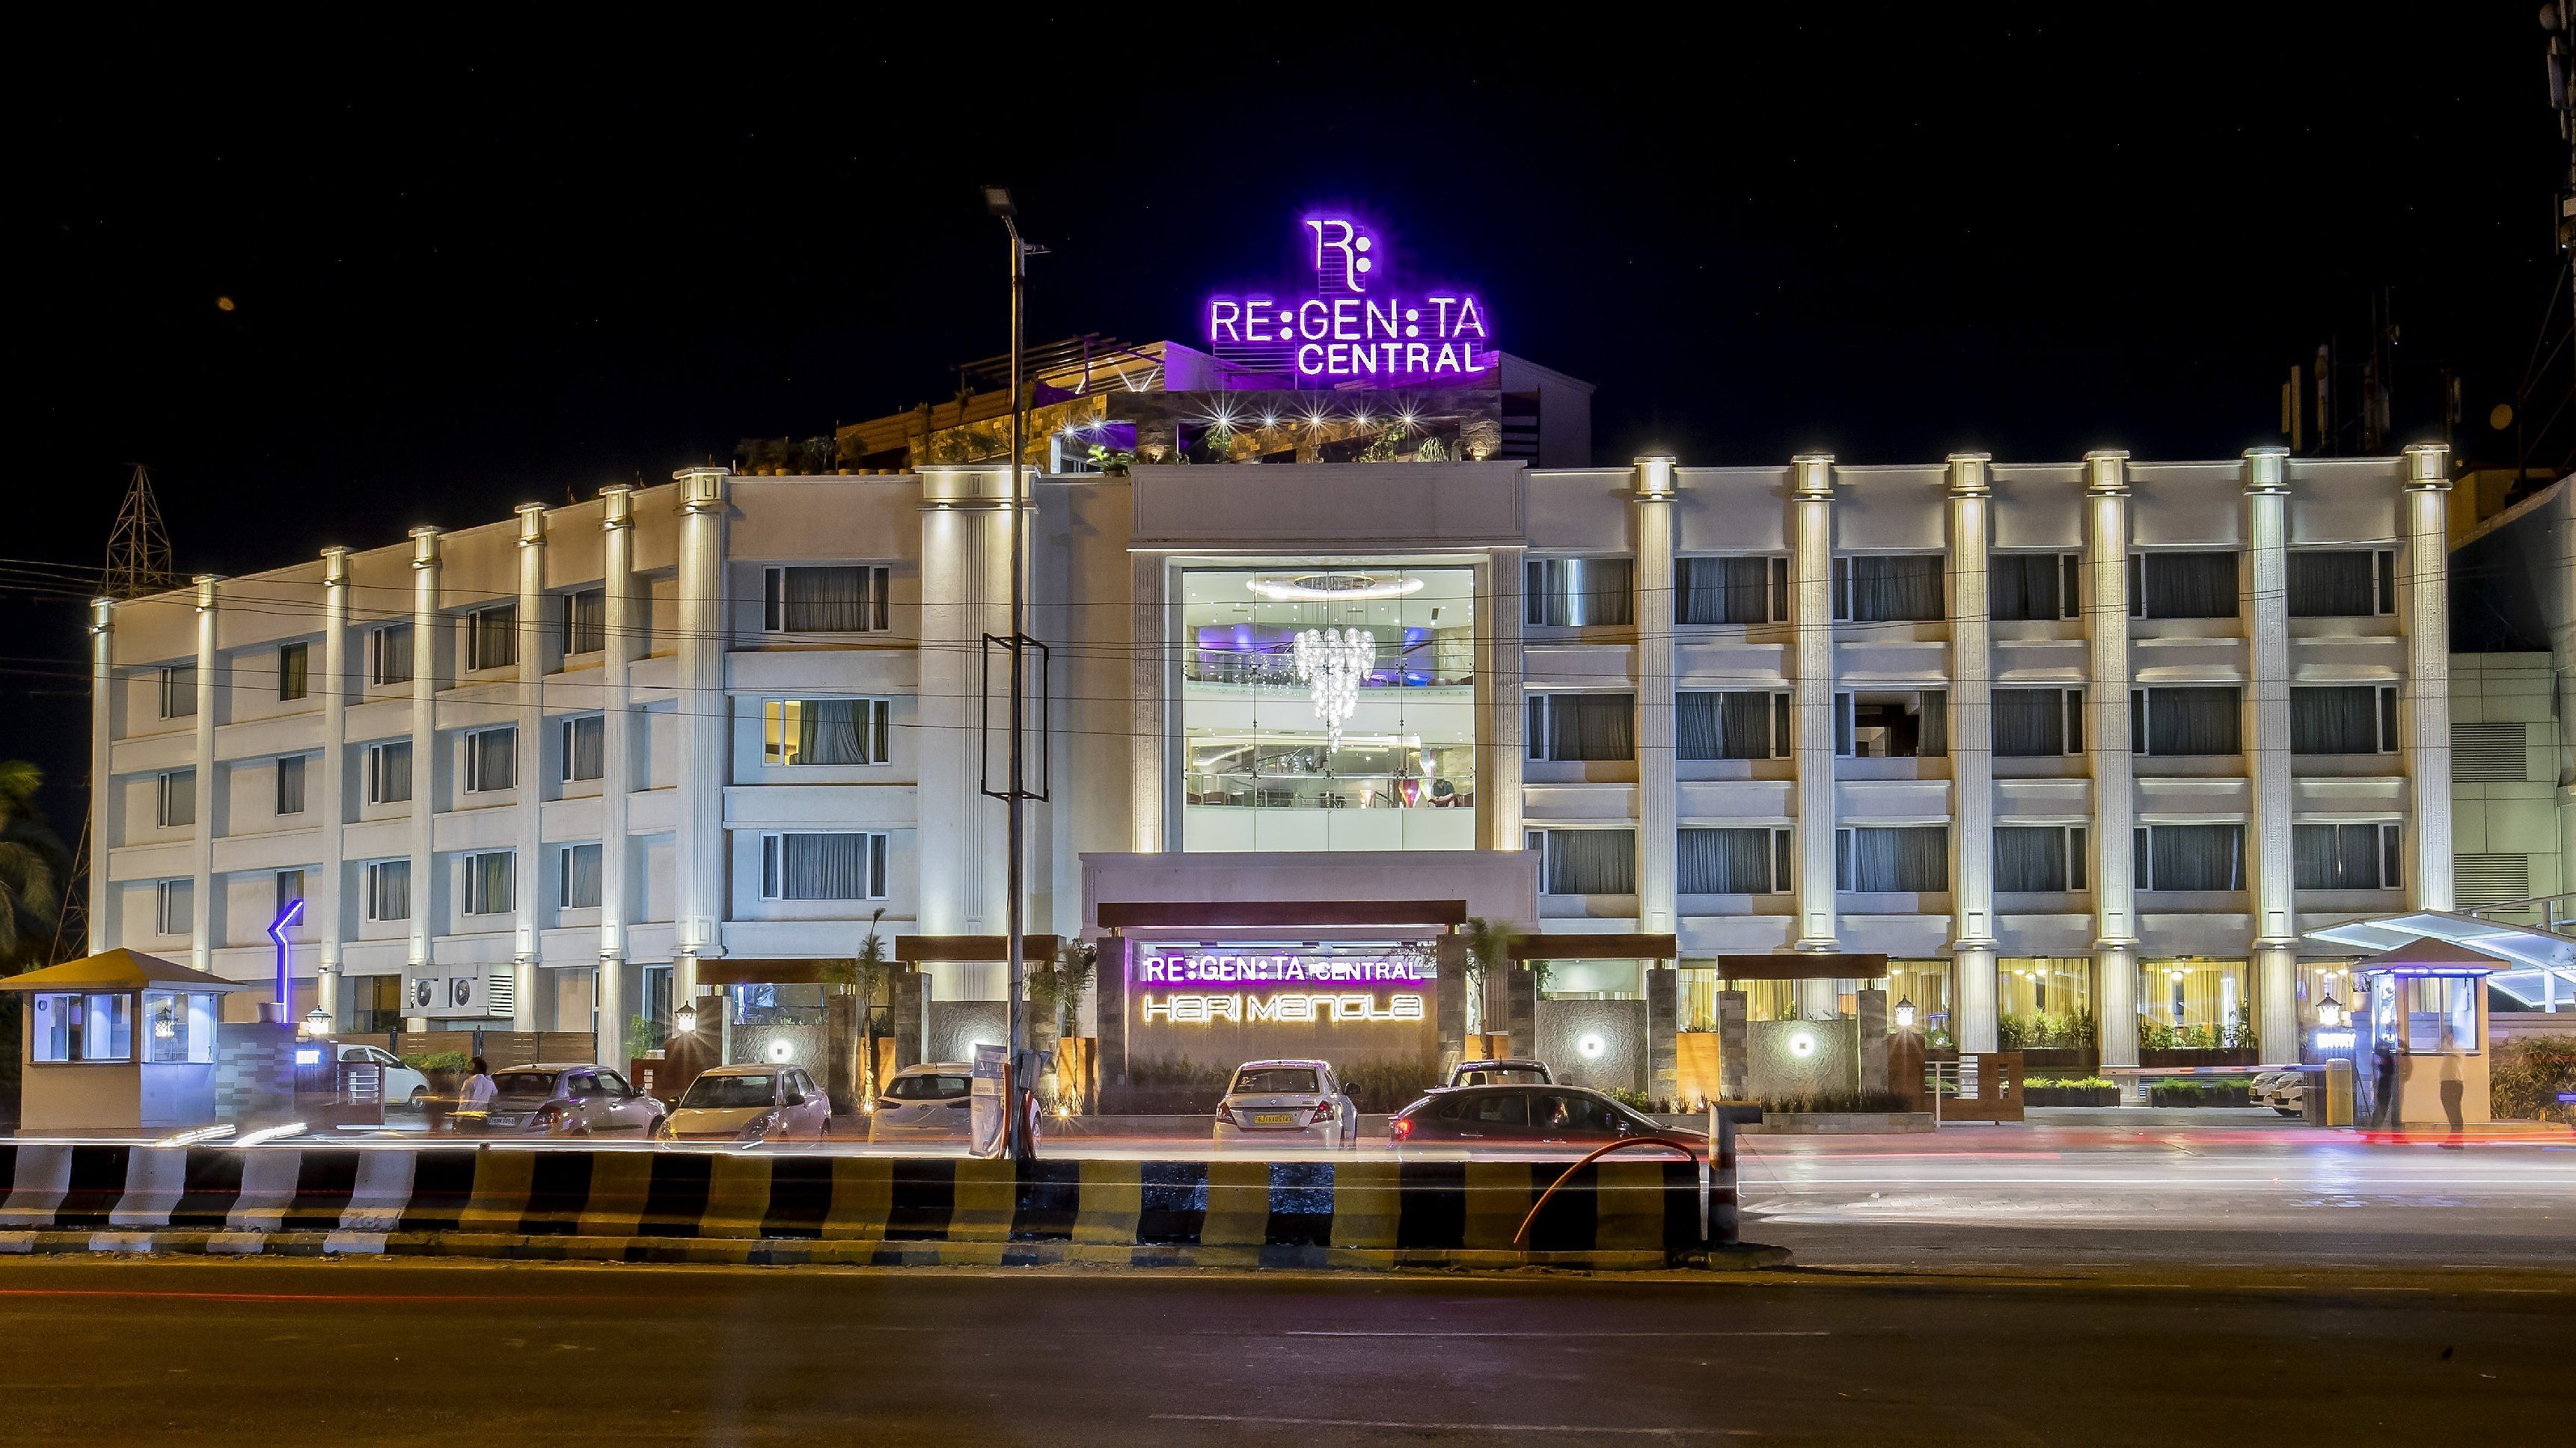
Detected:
left=1389, top=1117, right=1415, bottom=1141
left=531, top=1102, right=566, bottom=1127
left=1309, top=1101, right=1335, bottom=1125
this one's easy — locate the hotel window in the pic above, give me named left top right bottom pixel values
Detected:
left=1993, top=688, right=2084, bottom=757
left=275, top=868, right=305, bottom=918
left=365, top=740, right=412, bottom=806
left=141, top=989, right=218, bottom=1064
left=2294, top=822, right=2402, bottom=890
left=463, top=850, right=514, bottom=915
left=1990, top=553, right=2081, bottom=622
left=559, top=586, right=607, bottom=656
left=760, top=832, right=890, bottom=901
left=2132, top=823, right=2247, bottom=891
left=278, top=641, right=309, bottom=701
left=764, top=565, right=891, bottom=633
left=1995, top=825, right=2088, bottom=892
left=2129, top=686, right=2243, bottom=755
left=154, top=878, right=192, bottom=936
left=2129, top=550, right=2239, bottom=619
left=1832, top=554, right=1945, bottom=622
left=468, top=604, right=518, bottom=671
left=1677, top=691, right=1790, bottom=761
left=364, top=859, right=411, bottom=921
left=370, top=625, right=413, bottom=687
left=275, top=755, right=307, bottom=815
left=1525, top=558, right=1635, bottom=628
left=2289, top=685, right=2399, bottom=755
left=1835, top=690, right=1947, bottom=758
left=559, top=842, right=603, bottom=909
left=1525, top=693, right=1634, bottom=762
left=2140, top=958, right=2252, bottom=1048
left=1677, top=826, right=1793, bottom=894
left=1527, top=829, right=1636, bottom=895
left=2286, top=548, right=2396, bottom=618
left=159, top=662, right=197, bottom=719
left=28, top=992, right=133, bottom=1064
left=156, top=769, right=195, bottom=828
left=1998, top=958, right=2096, bottom=1049
left=1835, top=826, right=1950, bottom=892
left=464, top=727, right=516, bottom=793
left=560, top=714, right=606, bottom=782
left=1676, top=556, right=1788, bottom=625
left=763, top=699, right=893, bottom=766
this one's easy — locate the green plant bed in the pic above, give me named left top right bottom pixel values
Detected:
left=2148, top=1079, right=2252, bottom=1108
left=1757, top=1090, right=1918, bottom=1114
left=2491, top=1036, right=2576, bottom=1123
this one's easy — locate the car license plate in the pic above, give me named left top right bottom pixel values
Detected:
left=1252, top=1112, right=1295, bottom=1126
left=487, top=1114, right=522, bottom=1127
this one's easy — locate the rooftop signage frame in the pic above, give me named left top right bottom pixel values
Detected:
left=1204, top=215, right=1493, bottom=388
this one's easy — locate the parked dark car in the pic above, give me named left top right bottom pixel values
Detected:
left=1388, top=1084, right=1665, bottom=1148
left=1443, top=1058, right=1554, bottom=1089
left=459, top=1064, right=666, bottom=1137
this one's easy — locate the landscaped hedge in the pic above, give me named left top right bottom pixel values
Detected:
left=2148, top=1079, right=2252, bottom=1108
left=2491, top=1036, right=2576, bottom=1123
left=2024, top=1076, right=2120, bottom=1107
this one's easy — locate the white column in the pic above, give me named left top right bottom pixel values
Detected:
left=1129, top=552, right=1167, bottom=853
left=918, top=482, right=1011, bottom=931
left=1484, top=546, right=1527, bottom=853
left=2401, top=443, right=2455, bottom=910
left=88, top=597, right=114, bottom=954
left=2085, top=452, right=2140, bottom=1068
left=317, top=547, right=351, bottom=1021
left=1791, top=455, right=1840, bottom=949
left=1634, top=455, right=1678, bottom=935
left=2243, top=447, right=2299, bottom=1063
left=596, top=485, right=635, bottom=1070
left=191, top=574, right=219, bottom=972
left=672, top=467, right=730, bottom=1004
left=408, top=527, right=441, bottom=981
left=511, top=503, right=547, bottom=1031
left=1947, top=453, right=1998, bottom=1053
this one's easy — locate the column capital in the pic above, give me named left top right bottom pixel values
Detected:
left=192, top=574, right=221, bottom=610
left=1790, top=452, right=1836, bottom=498
left=2403, top=441, right=2452, bottom=491
left=515, top=503, right=549, bottom=546
left=675, top=465, right=731, bottom=513
left=2242, top=445, right=2291, bottom=495
left=2083, top=450, right=2131, bottom=495
left=90, top=597, right=113, bottom=634
left=321, top=546, right=350, bottom=586
left=1632, top=453, right=1677, bottom=499
left=1945, top=452, right=1993, bottom=497
left=600, top=483, right=634, bottom=528
left=409, top=527, right=442, bottom=568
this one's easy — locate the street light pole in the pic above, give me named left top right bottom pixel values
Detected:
left=985, top=185, right=1032, bottom=1162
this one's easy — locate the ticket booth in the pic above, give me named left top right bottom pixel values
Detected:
left=1, top=948, right=249, bottom=1134
left=2351, top=936, right=2497, bottom=1130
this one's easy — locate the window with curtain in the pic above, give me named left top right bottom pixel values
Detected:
left=560, top=715, right=606, bottom=782
left=765, top=699, right=893, bottom=766
left=1677, top=691, right=1787, bottom=761
left=370, top=625, right=413, bottom=687
left=560, top=587, right=607, bottom=654
left=366, top=741, right=412, bottom=805
left=275, top=755, right=306, bottom=815
left=156, top=770, right=195, bottom=828
left=765, top=565, right=892, bottom=632
left=2140, top=958, right=2251, bottom=1043
left=1525, top=558, right=1636, bottom=628
left=159, top=663, right=197, bottom=719
left=2134, top=823, right=2246, bottom=891
left=464, top=850, right=514, bottom=915
left=365, top=860, right=410, bottom=921
left=1993, top=688, right=2081, bottom=756
left=1990, top=553, right=2079, bottom=621
left=2286, top=549, right=2392, bottom=617
left=1995, top=825, right=2087, bottom=892
left=278, top=642, right=309, bottom=701
left=154, top=879, right=192, bottom=936
left=1676, top=556, right=1785, bottom=625
left=1841, top=692, right=1946, bottom=758
left=560, top=842, right=604, bottom=909
left=1835, top=826, right=1950, bottom=892
left=468, top=604, right=518, bottom=671
left=2294, top=823, right=2400, bottom=889
left=2132, top=687, right=2242, bottom=755
left=1530, top=828, right=1636, bottom=895
left=2132, top=550, right=2239, bottom=619
left=1837, top=554, right=1947, bottom=622
left=1678, top=827, right=1788, bottom=894
left=761, top=832, right=890, bottom=900
left=1526, top=693, right=1636, bottom=761
left=275, top=869, right=305, bottom=918
left=465, top=728, right=516, bottom=792
left=2290, top=686, right=2395, bottom=754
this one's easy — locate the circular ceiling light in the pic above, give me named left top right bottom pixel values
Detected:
left=1577, top=1032, right=1607, bottom=1061
left=1246, top=574, right=1426, bottom=602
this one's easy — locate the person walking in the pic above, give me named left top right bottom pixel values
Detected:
left=2368, top=1036, right=2400, bottom=1134
left=455, top=1055, right=498, bottom=1129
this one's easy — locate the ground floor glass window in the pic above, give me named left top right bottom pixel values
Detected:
left=1996, top=957, right=2096, bottom=1050
left=2138, top=959, right=2254, bottom=1049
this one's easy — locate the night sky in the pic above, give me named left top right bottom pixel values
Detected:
left=6, top=7, right=2566, bottom=838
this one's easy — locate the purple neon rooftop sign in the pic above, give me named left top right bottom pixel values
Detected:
left=1204, top=216, right=1492, bottom=386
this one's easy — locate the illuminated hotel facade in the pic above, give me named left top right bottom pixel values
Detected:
left=83, top=218, right=2460, bottom=1097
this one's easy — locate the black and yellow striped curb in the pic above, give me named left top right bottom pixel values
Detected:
left=0, top=1143, right=1769, bottom=1271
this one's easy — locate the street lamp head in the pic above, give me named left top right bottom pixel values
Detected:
left=2316, top=994, right=2345, bottom=1028
left=1894, top=995, right=1917, bottom=1031
left=982, top=185, right=1015, bottom=219
left=303, top=1005, right=333, bottom=1040
left=673, top=1000, right=698, bottom=1036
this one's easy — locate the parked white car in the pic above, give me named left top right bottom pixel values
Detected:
left=337, top=1043, right=431, bottom=1106
left=661, top=1064, right=831, bottom=1142
left=868, top=1063, right=976, bottom=1142
left=1214, top=1059, right=1358, bottom=1150
left=2250, top=1069, right=2307, bottom=1117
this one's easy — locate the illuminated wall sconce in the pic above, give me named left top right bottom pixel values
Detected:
left=1577, top=1032, right=1607, bottom=1061
left=1787, top=1028, right=1817, bottom=1058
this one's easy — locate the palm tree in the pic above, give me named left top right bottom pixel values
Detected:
left=1458, top=917, right=1517, bottom=1035
left=0, top=761, right=66, bottom=970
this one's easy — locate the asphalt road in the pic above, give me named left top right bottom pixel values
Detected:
left=1, top=1256, right=2569, bottom=1446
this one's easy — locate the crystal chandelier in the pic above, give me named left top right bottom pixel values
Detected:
left=1293, top=625, right=1376, bottom=747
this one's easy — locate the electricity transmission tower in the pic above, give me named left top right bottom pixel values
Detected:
left=103, top=464, right=177, bottom=599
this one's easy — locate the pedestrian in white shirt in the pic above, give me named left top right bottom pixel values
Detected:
left=456, top=1055, right=497, bottom=1124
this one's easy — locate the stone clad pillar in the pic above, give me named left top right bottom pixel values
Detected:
left=407, top=529, right=441, bottom=994
left=673, top=467, right=730, bottom=1007
left=512, top=503, right=547, bottom=1032
left=596, top=485, right=635, bottom=1072
left=1634, top=455, right=1678, bottom=936
left=317, top=547, right=351, bottom=1021
left=2401, top=444, right=2455, bottom=910
left=1129, top=553, right=1166, bottom=853
left=1947, top=453, right=1999, bottom=1055
left=2244, top=448, right=2298, bottom=1063
left=191, top=575, right=218, bottom=972
left=2084, top=452, right=2140, bottom=1069
left=88, top=597, right=113, bottom=954
left=1790, top=454, right=1840, bottom=951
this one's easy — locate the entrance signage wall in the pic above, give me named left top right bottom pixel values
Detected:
left=1129, top=949, right=1436, bottom=1029
left=1205, top=216, right=1493, bottom=384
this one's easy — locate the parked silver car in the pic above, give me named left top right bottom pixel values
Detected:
left=462, top=1064, right=666, bottom=1137
left=1213, top=1059, right=1358, bottom=1150
left=868, top=1063, right=975, bottom=1142
left=661, top=1064, right=832, bottom=1142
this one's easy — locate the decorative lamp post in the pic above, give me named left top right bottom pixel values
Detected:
left=1894, top=995, right=1917, bottom=1031
left=2316, top=994, right=2344, bottom=1029
left=673, top=1000, right=698, bottom=1037
left=302, top=1006, right=333, bottom=1040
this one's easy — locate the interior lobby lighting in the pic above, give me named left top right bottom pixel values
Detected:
left=1246, top=574, right=1425, bottom=601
